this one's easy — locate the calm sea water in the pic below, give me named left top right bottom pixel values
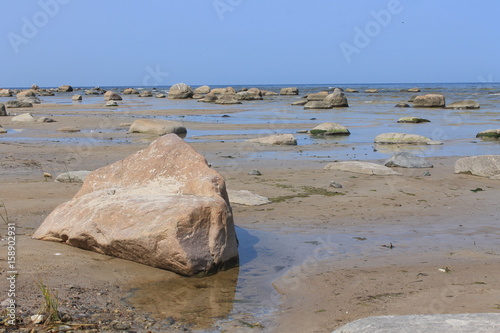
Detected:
left=1, top=82, right=499, bottom=159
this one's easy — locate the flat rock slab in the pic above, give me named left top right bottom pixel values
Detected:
left=324, top=161, right=401, bottom=176
left=385, top=152, right=433, bottom=168
left=129, top=119, right=186, bottom=136
left=375, top=132, right=442, bottom=145
left=309, top=122, right=350, bottom=135
left=12, top=113, right=35, bottom=122
left=227, top=190, right=270, bottom=206
left=455, top=155, right=500, bottom=179
left=331, top=313, right=500, bottom=333
left=247, top=134, right=297, bottom=145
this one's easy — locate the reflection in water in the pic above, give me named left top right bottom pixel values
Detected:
left=126, top=267, right=239, bottom=329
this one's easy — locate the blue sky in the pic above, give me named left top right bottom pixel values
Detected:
left=1, top=0, right=499, bottom=87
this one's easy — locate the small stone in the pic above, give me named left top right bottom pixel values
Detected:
left=329, top=181, right=343, bottom=188
left=31, top=314, right=46, bottom=324
left=422, top=171, right=431, bottom=176
left=155, top=93, right=167, bottom=98
left=37, top=117, right=56, bottom=123
left=105, top=101, right=118, bottom=107
left=72, top=94, right=82, bottom=101
left=248, top=169, right=262, bottom=176
left=57, top=126, right=81, bottom=132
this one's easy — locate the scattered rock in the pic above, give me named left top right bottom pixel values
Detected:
left=57, top=127, right=81, bottom=132
left=291, top=99, right=308, bottom=106
left=331, top=313, right=500, bottom=333
left=56, top=171, right=92, bottom=183
left=85, top=89, right=101, bottom=95
left=395, top=103, right=410, bottom=107
left=199, top=92, right=218, bottom=103
left=215, top=93, right=241, bottom=105
left=236, top=91, right=263, bottom=101
left=58, top=85, right=73, bottom=92
left=375, top=133, right=442, bottom=145
left=476, top=129, right=500, bottom=139
left=304, top=101, right=333, bottom=109
left=262, top=90, right=278, bottom=96
left=247, top=134, right=297, bottom=145
left=365, top=89, right=379, bottom=93
left=129, top=119, right=187, bottom=136
left=329, top=181, right=343, bottom=188
left=280, top=87, right=299, bottom=95
left=227, top=190, right=271, bottom=206
left=30, top=314, right=46, bottom=324
left=0, top=89, right=12, bottom=97
left=305, top=91, right=329, bottom=101
left=413, top=94, right=445, bottom=108
left=345, top=88, right=359, bottom=93
left=309, top=122, right=350, bottom=135
left=5, top=100, right=33, bottom=108
left=21, top=96, right=41, bottom=104
left=211, top=87, right=236, bottom=94
left=446, top=100, right=480, bottom=109
left=0, top=126, right=6, bottom=134
left=38, top=89, right=55, bottom=96
left=455, top=155, right=500, bottom=178
left=324, top=161, right=401, bottom=176
left=155, top=93, right=167, bottom=98
left=123, top=88, right=139, bottom=95
left=139, top=90, right=153, bottom=97
left=12, top=113, right=36, bottom=122
left=72, top=94, right=82, bottom=101
left=397, top=117, right=430, bottom=123
left=0, top=103, right=6, bottom=116
left=423, top=171, right=431, bottom=176
left=193, top=85, right=210, bottom=94
left=105, top=101, right=118, bottom=107
left=248, top=169, right=262, bottom=176
left=385, top=152, right=433, bottom=168
left=168, top=83, right=193, bottom=99
left=37, top=117, right=56, bottom=123
left=33, top=134, right=239, bottom=276
left=17, top=89, right=37, bottom=98
left=407, top=88, right=421, bottom=92
left=323, top=89, right=349, bottom=107
left=104, top=91, right=122, bottom=101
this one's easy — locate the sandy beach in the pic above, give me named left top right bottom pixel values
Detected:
left=0, top=90, right=499, bottom=332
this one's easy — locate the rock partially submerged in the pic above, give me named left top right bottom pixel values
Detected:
left=309, top=122, right=350, bottom=135
left=324, top=161, right=401, bottom=176
left=385, top=152, right=433, bottom=168
left=332, top=313, right=500, bottom=333
left=476, top=129, right=500, bottom=139
left=413, top=94, right=445, bottom=108
left=446, top=100, right=480, bottom=109
left=280, top=87, right=299, bottom=95
left=397, top=117, right=430, bottom=123
left=247, top=134, right=297, bottom=145
left=33, top=135, right=239, bottom=276
left=104, top=91, right=122, bottom=101
left=129, top=119, right=186, bottom=136
left=375, top=133, right=442, bottom=145
left=455, top=155, right=500, bottom=179
left=6, top=100, right=33, bottom=108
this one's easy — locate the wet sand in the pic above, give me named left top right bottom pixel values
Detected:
left=0, top=100, right=499, bottom=332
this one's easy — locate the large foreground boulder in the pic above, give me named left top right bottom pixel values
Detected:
left=332, top=313, right=500, bottom=333
left=33, top=135, right=239, bottom=276
left=324, top=161, right=401, bottom=176
left=247, top=134, right=297, bottom=145
left=455, top=155, right=500, bottom=179
left=129, top=119, right=186, bottom=136
left=168, top=83, right=193, bottom=99
left=413, top=94, right=445, bottom=108
left=375, top=133, right=442, bottom=145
